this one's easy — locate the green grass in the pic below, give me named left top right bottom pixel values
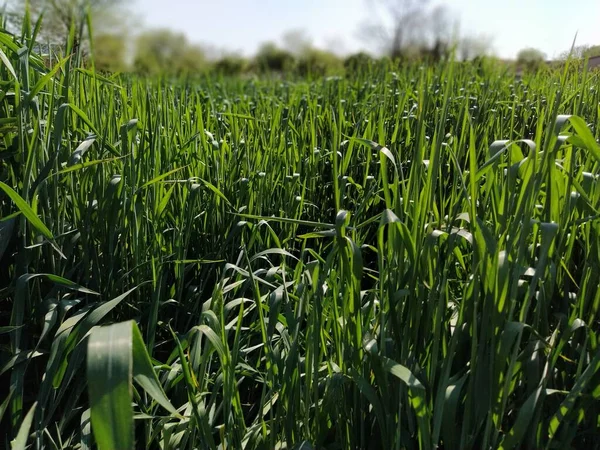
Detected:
left=1, top=19, right=600, bottom=450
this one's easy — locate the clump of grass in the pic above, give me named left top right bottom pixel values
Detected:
left=1, top=13, right=600, bottom=450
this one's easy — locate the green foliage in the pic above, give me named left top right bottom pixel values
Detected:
left=91, top=33, right=126, bottom=73
left=213, top=53, right=247, bottom=75
left=554, top=44, right=600, bottom=73
left=253, top=42, right=295, bottom=73
left=87, top=320, right=178, bottom=450
left=517, top=47, right=546, bottom=71
left=6, top=0, right=129, bottom=47
left=584, top=45, right=600, bottom=58
left=344, top=51, right=374, bottom=72
left=558, top=44, right=600, bottom=61
left=133, top=28, right=208, bottom=76
left=2, top=21, right=600, bottom=450
left=296, top=48, right=343, bottom=76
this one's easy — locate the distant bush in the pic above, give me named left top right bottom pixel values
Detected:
left=584, top=45, right=600, bottom=59
left=343, top=52, right=374, bottom=72
left=92, top=34, right=127, bottom=73
left=133, top=29, right=209, bottom=77
left=213, top=55, right=247, bottom=76
left=517, top=47, right=546, bottom=72
left=253, top=42, right=295, bottom=73
left=296, top=49, right=343, bottom=76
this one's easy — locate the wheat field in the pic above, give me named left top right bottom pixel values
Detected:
left=1, top=17, right=600, bottom=450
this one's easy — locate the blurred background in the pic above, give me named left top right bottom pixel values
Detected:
left=4, top=0, right=600, bottom=75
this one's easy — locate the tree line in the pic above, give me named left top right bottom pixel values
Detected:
left=4, top=0, right=599, bottom=77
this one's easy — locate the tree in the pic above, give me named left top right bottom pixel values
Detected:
left=557, top=44, right=600, bottom=61
left=428, top=5, right=453, bottom=49
left=296, top=48, right=343, bottom=76
left=6, top=0, right=133, bottom=72
left=361, top=0, right=431, bottom=58
left=517, top=48, right=546, bottom=71
left=558, top=45, right=590, bottom=61
left=281, top=29, right=313, bottom=56
left=360, top=1, right=495, bottom=63
left=344, top=52, right=374, bottom=72
left=360, top=0, right=468, bottom=63
left=213, top=54, right=247, bottom=76
left=458, top=34, right=492, bottom=61
left=134, top=29, right=208, bottom=76
left=7, top=0, right=129, bottom=44
left=253, top=42, right=294, bottom=73
left=584, top=45, right=600, bottom=58
left=92, top=33, right=126, bottom=72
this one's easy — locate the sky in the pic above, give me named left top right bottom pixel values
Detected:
left=141, top=0, right=600, bottom=60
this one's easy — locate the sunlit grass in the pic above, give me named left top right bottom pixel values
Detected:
left=1, top=14, right=600, bottom=450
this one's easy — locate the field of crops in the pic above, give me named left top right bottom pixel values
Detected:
left=1, top=25, right=600, bottom=450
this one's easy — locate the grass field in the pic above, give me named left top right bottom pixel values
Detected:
left=1, top=23, right=600, bottom=450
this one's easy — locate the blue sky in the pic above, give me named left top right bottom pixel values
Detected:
left=141, top=0, right=600, bottom=60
